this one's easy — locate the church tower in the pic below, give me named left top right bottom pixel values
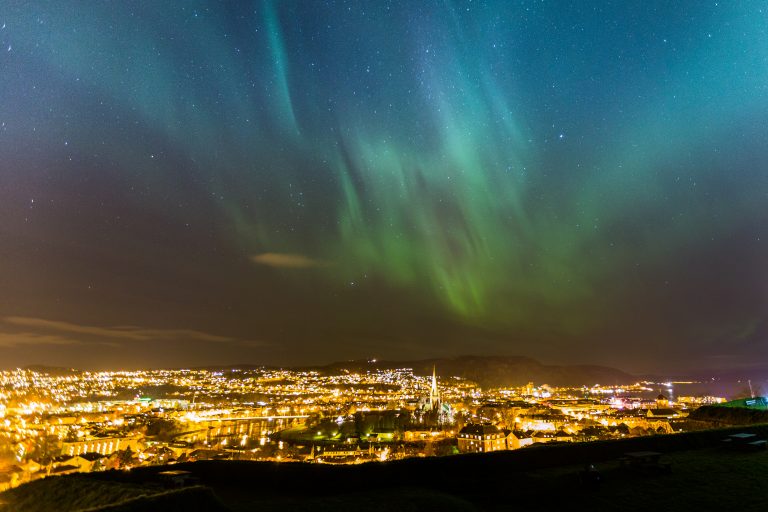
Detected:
left=429, top=366, right=440, bottom=410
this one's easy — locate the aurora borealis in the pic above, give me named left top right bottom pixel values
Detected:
left=0, top=1, right=766, bottom=373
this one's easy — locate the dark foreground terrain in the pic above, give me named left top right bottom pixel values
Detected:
left=3, top=424, right=768, bottom=512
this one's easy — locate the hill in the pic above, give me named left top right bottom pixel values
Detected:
left=689, top=404, right=768, bottom=426
left=307, top=355, right=636, bottom=388
left=22, top=365, right=81, bottom=376
left=20, top=357, right=636, bottom=388
left=6, top=424, right=768, bottom=511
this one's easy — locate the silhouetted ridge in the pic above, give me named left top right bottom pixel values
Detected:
left=304, top=355, right=635, bottom=387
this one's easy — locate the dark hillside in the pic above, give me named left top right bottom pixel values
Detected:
left=80, top=486, right=227, bottom=512
left=308, top=355, right=636, bottom=387
left=5, top=424, right=768, bottom=511
left=689, top=405, right=768, bottom=426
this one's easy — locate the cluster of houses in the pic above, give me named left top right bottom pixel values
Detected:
left=457, top=394, right=686, bottom=454
left=0, top=442, right=240, bottom=492
left=0, top=389, right=693, bottom=490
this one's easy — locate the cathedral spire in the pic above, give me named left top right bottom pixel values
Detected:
left=429, top=366, right=439, bottom=409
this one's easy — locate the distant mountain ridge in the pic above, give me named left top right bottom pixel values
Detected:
left=18, top=357, right=637, bottom=388
left=23, top=364, right=81, bottom=376
left=300, top=355, right=637, bottom=388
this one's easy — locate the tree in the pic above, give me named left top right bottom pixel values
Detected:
left=117, top=446, right=134, bottom=468
left=145, top=419, right=183, bottom=442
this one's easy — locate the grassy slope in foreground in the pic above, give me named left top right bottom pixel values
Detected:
left=4, top=424, right=768, bottom=512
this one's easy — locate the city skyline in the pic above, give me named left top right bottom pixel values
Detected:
left=0, top=1, right=766, bottom=373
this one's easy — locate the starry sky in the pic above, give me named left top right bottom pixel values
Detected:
left=0, top=1, right=766, bottom=373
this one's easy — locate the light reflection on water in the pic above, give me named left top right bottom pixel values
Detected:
left=635, top=380, right=768, bottom=401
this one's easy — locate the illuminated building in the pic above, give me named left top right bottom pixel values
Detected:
left=457, top=424, right=506, bottom=453
left=419, top=367, right=453, bottom=425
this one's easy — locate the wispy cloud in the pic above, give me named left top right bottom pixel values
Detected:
left=250, top=252, right=327, bottom=269
left=0, top=332, right=87, bottom=348
left=1, top=317, right=265, bottom=347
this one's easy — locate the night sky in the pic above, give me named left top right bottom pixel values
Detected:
left=0, top=1, right=766, bottom=373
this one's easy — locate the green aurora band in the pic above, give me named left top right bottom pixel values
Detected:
left=1, top=1, right=766, bottom=368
